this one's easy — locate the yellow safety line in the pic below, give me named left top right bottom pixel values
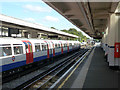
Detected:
left=58, top=55, right=87, bottom=89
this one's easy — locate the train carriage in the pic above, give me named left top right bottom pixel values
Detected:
left=28, top=39, right=48, bottom=62
left=0, top=38, right=26, bottom=72
left=60, top=40, right=68, bottom=54
left=50, top=40, right=62, bottom=56
left=44, top=40, right=53, bottom=58
left=0, top=38, right=81, bottom=75
left=67, top=41, right=73, bottom=52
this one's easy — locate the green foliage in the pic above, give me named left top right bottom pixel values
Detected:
left=51, top=27, right=56, bottom=29
left=61, top=28, right=88, bottom=42
left=50, top=27, right=89, bottom=42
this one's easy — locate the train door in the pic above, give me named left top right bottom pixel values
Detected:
left=48, top=42, right=52, bottom=57
left=47, top=43, right=49, bottom=58
left=22, top=41, right=33, bottom=64
left=67, top=42, right=69, bottom=52
left=44, top=41, right=49, bottom=58
left=60, top=42, right=63, bottom=54
left=51, top=41, right=55, bottom=56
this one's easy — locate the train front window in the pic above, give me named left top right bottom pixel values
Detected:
left=14, top=46, right=23, bottom=55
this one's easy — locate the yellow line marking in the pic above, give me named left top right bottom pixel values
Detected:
left=58, top=55, right=87, bottom=89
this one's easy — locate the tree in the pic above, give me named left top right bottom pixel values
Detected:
left=51, top=27, right=56, bottom=29
left=61, top=28, right=88, bottom=42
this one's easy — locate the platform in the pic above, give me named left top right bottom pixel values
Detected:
left=60, top=46, right=119, bottom=89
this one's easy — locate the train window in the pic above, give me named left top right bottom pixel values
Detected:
left=0, top=47, right=2, bottom=57
left=58, top=44, right=61, bottom=48
left=64, top=44, right=67, bottom=47
left=14, top=46, right=23, bottom=55
left=23, top=42, right=28, bottom=52
left=55, top=44, right=57, bottom=48
left=35, top=43, right=40, bottom=52
left=2, top=47, right=12, bottom=56
left=42, top=44, right=47, bottom=51
left=45, top=45, right=47, bottom=50
left=63, top=44, right=65, bottom=47
left=69, top=43, right=72, bottom=46
left=61, top=44, right=63, bottom=47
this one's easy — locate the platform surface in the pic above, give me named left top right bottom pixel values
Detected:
left=61, top=46, right=119, bottom=89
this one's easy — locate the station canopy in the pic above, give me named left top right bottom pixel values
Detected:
left=44, top=0, right=119, bottom=39
left=0, top=14, right=78, bottom=38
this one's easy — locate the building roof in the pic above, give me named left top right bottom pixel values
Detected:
left=0, top=14, right=78, bottom=38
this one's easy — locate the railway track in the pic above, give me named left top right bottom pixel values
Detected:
left=3, top=49, right=78, bottom=83
left=13, top=49, right=89, bottom=90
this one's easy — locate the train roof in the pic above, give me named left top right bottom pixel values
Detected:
left=0, top=37, right=23, bottom=45
left=0, top=37, right=80, bottom=45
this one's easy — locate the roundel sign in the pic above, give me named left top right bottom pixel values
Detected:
left=12, top=56, right=15, bottom=61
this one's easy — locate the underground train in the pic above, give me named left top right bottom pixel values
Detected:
left=0, top=37, right=81, bottom=74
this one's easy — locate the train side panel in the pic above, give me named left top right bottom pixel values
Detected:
left=33, top=51, right=47, bottom=62
left=1, top=55, right=26, bottom=72
left=0, top=38, right=81, bottom=73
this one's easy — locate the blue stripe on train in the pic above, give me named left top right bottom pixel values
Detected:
left=0, top=50, right=72, bottom=72
left=69, top=49, right=73, bottom=51
left=1, top=55, right=48, bottom=72
left=49, top=54, right=53, bottom=58
left=63, top=50, right=68, bottom=53
left=33, top=55, right=47, bottom=62
left=55, top=52, right=61, bottom=56
left=0, top=60, right=26, bottom=72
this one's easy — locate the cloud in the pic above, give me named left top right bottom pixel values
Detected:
left=45, top=16, right=59, bottom=22
left=24, top=18, right=36, bottom=22
left=0, top=0, right=43, bottom=2
left=23, top=4, right=52, bottom=12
